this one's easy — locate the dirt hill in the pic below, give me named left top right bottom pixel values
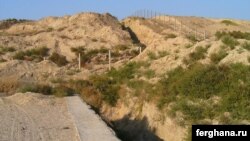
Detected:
left=1, top=12, right=250, bottom=141
left=0, top=12, right=132, bottom=61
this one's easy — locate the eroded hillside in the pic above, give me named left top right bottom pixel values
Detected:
left=1, top=12, right=250, bottom=141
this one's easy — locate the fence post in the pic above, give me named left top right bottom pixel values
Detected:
left=180, top=21, right=182, bottom=32
left=203, top=31, right=206, bottom=40
left=195, top=29, right=197, bottom=39
left=174, top=18, right=177, bottom=31
left=109, top=50, right=111, bottom=71
left=139, top=46, right=142, bottom=54
left=78, top=53, right=81, bottom=70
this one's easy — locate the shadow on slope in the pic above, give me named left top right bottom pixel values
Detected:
left=112, top=114, right=164, bottom=141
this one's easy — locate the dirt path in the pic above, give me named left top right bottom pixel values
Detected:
left=66, top=96, right=120, bottom=141
left=0, top=93, right=79, bottom=141
left=0, top=101, right=42, bottom=141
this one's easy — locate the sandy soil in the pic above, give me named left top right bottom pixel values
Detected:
left=0, top=93, right=79, bottom=141
left=66, top=96, right=120, bottom=141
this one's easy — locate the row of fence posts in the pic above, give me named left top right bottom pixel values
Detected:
left=77, top=10, right=208, bottom=70
left=78, top=47, right=143, bottom=70
left=130, top=10, right=208, bottom=40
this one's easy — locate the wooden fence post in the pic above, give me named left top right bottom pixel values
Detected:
left=109, top=50, right=111, bottom=71
left=78, top=53, right=81, bottom=70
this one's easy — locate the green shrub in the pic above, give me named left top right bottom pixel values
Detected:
left=215, top=31, right=226, bottom=40
left=144, top=69, right=155, bottom=79
left=165, top=33, right=177, bottom=40
left=147, top=52, right=157, bottom=60
left=99, top=48, right=109, bottom=53
left=68, top=79, right=102, bottom=108
left=159, top=63, right=250, bottom=122
left=71, top=47, right=109, bottom=64
left=242, top=42, right=250, bottom=51
left=229, top=31, right=250, bottom=40
left=115, top=44, right=129, bottom=51
left=13, top=47, right=49, bottom=61
left=0, top=19, right=28, bottom=30
left=0, top=58, right=6, bottom=63
left=47, top=27, right=54, bottom=32
left=90, top=75, right=119, bottom=106
left=186, top=34, right=198, bottom=42
left=215, top=31, right=250, bottom=40
left=0, top=46, right=15, bottom=53
left=175, top=100, right=205, bottom=121
left=237, top=48, right=244, bottom=54
left=71, top=46, right=85, bottom=55
left=108, top=62, right=141, bottom=83
left=20, top=84, right=52, bottom=95
left=52, top=85, right=74, bottom=97
left=221, top=20, right=238, bottom=26
left=185, top=44, right=193, bottom=48
left=158, top=51, right=169, bottom=58
left=161, top=64, right=227, bottom=99
left=49, top=52, right=68, bottom=67
left=147, top=51, right=169, bottom=60
left=81, top=49, right=100, bottom=64
left=91, top=38, right=98, bottom=42
left=20, top=84, right=74, bottom=97
left=189, top=46, right=208, bottom=61
left=221, top=35, right=239, bottom=49
left=210, top=50, right=228, bottom=64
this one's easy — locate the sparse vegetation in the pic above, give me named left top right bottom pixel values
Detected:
left=158, top=51, right=169, bottom=58
left=0, top=58, right=6, bottom=63
left=186, top=34, right=198, bottom=42
left=242, top=42, right=250, bottom=51
left=221, top=35, right=239, bottom=49
left=23, top=53, right=250, bottom=141
left=147, top=52, right=157, bottom=60
left=237, top=47, right=244, bottom=54
left=47, top=27, right=54, bottom=32
left=210, top=49, right=228, bottom=64
left=91, top=38, right=98, bottom=42
left=185, top=44, right=193, bottom=48
left=147, top=51, right=169, bottom=60
left=20, top=84, right=74, bottom=97
left=221, top=20, right=238, bottom=26
left=164, top=33, right=177, bottom=40
left=68, top=61, right=150, bottom=107
left=71, top=47, right=111, bottom=65
left=2, top=13, right=250, bottom=141
left=143, top=69, right=155, bottom=79
left=158, top=63, right=250, bottom=123
left=13, top=47, right=49, bottom=61
left=115, top=44, right=129, bottom=51
left=0, top=46, right=15, bottom=54
left=49, top=52, right=68, bottom=67
left=0, top=18, right=29, bottom=29
left=215, top=31, right=250, bottom=40
left=189, top=46, right=208, bottom=62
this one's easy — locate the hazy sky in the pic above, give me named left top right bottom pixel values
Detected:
left=0, top=0, right=249, bottom=20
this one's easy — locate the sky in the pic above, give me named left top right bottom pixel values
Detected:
left=0, top=0, right=249, bottom=21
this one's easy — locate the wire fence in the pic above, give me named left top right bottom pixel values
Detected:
left=128, top=9, right=209, bottom=41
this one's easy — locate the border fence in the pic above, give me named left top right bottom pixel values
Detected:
left=128, top=9, right=210, bottom=40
